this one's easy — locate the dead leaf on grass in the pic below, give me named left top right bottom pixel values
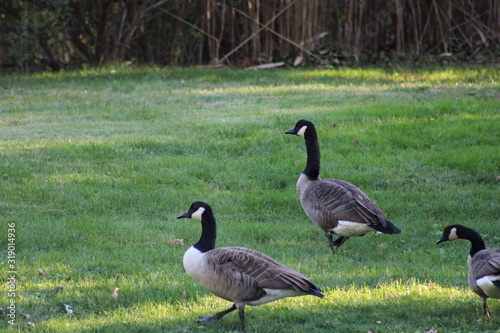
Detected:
left=171, top=239, right=184, bottom=245
left=20, top=313, right=31, bottom=319
left=112, top=287, right=120, bottom=299
left=63, top=304, right=74, bottom=314
left=20, top=312, right=36, bottom=326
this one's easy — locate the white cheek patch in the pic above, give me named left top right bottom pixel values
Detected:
left=297, top=125, right=307, bottom=138
left=448, top=227, right=459, bottom=240
left=191, top=207, right=205, bottom=221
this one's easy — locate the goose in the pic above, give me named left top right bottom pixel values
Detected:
left=437, top=224, right=500, bottom=316
left=285, top=119, right=401, bottom=254
left=177, top=201, right=324, bottom=331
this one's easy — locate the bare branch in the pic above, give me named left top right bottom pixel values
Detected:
left=228, top=4, right=328, bottom=65
left=161, top=9, right=219, bottom=42
left=217, top=0, right=300, bottom=64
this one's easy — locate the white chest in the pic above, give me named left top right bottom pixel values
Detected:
left=183, top=246, right=206, bottom=280
left=296, top=173, right=312, bottom=198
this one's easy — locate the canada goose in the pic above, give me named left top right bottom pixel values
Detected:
left=285, top=119, right=401, bottom=254
left=437, top=224, right=500, bottom=316
left=177, top=201, right=324, bottom=331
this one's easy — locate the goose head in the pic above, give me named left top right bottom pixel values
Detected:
left=436, top=224, right=463, bottom=243
left=437, top=224, right=487, bottom=258
left=177, top=201, right=217, bottom=253
left=285, top=119, right=313, bottom=138
left=177, top=201, right=211, bottom=221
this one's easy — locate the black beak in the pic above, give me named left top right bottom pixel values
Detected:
left=436, top=238, right=447, bottom=244
left=177, top=211, right=191, bottom=219
left=285, top=128, right=296, bottom=135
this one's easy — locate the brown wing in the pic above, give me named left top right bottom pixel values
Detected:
left=302, top=178, right=385, bottom=228
left=207, top=247, right=323, bottom=297
left=471, top=248, right=500, bottom=279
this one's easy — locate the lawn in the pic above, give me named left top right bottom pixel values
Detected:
left=0, top=65, right=499, bottom=332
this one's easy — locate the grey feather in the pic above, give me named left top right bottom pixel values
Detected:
left=471, top=249, right=500, bottom=280
left=301, top=178, right=386, bottom=231
left=203, top=246, right=321, bottom=301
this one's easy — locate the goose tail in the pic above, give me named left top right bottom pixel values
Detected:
left=308, top=284, right=325, bottom=298
left=369, top=217, right=401, bottom=234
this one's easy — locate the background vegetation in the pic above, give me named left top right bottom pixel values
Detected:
left=0, top=65, right=499, bottom=332
left=1, top=0, right=499, bottom=71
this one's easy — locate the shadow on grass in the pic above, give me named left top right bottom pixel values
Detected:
left=11, top=284, right=499, bottom=333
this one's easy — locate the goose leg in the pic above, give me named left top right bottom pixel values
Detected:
left=198, top=304, right=237, bottom=324
left=333, top=236, right=348, bottom=248
left=482, top=297, right=490, bottom=317
left=325, top=231, right=348, bottom=254
left=326, top=232, right=336, bottom=254
left=236, top=302, right=246, bottom=331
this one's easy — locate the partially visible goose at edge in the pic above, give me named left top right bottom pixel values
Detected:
left=437, top=224, right=500, bottom=316
left=285, top=119, right=401, bottom=254
left=177, top=201, right=324, bottom=331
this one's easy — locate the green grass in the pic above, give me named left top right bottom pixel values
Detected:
left=1, top=65, right=499, bottom=332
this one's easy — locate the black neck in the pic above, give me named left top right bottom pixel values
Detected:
left=194, top=209, right=217, bottom=253
left=303, top=125, right=320, bottom=180
left=462, top=227, right=486, bottom=257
